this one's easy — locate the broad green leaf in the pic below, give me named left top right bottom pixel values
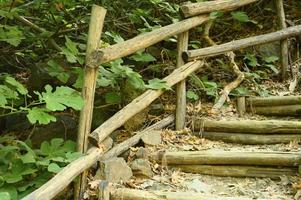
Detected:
left=187, top=90, right=199, bottom=101
left=130, top=51, right=156, bottom=62
left=105, top=92, right=121, bottom=104
left=209, top=11, right=223, bottom=19
left=48, top=163, right=61, bottom=173
left=4, top=174, right=23, bottom=184
left=62, top=140, right=77, bottom=152
left=50, top=138, right=64, bottom=148
left=5, top=77, right=28, bottom=95
left=61, top=47, right=77, bottom=63
left=65, top=152, right=82, bottom=162
left=0, top=186, right=17, bottom=200
left=231, top=11, right=249, bottom=23
left=146, top=78, right=171, bottom=90
left=0, top=192, right=10, bottom=200
left=0, top=25, right=24, bottom=47
left=47, top=60, right=70, bottom=83
left=73, top=67, right=84, bottom=89
left=64, top=36, right=78, bottom=55
left=265, top=64, right=279, bottom=74
left=20, top=152, right=36, bottom=164
left=263, top=56, right=279, bottom=63
left=0, top=176, right=4, bottom=187
left=40, top=85, right=83, bottom=111
left=27, top=107, right=56, bottom=125
left=244, top=54, right=259, bottom=67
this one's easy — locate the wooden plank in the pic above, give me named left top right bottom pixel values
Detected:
left=236, top=96, right=246, bottom=116
left=173, top=165, right=297, bottom=178
left=183, top=25, right=301, bottom=61
left=275, top=0, right=289, bottom=80
left=194, top=132, right=301, bottom=145
left=249, top=105, right=301, bottom=116
left=75, top=5, right=107, bottom=200
left=111, top=188, right=250, bottom=200
left=94, top=15, right=209, bottom=64
left=180, top=0, right=259, bottom=18
left=152, top=151, right=301, bottom=166
left=89, top=61, right=204, bottom=146
left=22, top=116, right=174, bottom=200
left=176, top=31, right=189, bottom=130
left=247, top=96, right=301, bottom=107
left=193, top=118, right=301, bottom=134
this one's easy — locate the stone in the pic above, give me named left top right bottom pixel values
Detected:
left=135, top=148, right=150, bottom=159
left=130, top=158, right=154, bottom=179
left=141, top=131, right=162, bottom=146
left=96, top=157, right=132, bottom=183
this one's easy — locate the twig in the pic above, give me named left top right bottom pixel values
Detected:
left=202, top=20, right=245, bottom=111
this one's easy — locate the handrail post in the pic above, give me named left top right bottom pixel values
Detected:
left=176, top=31, right=189, bottom=130
left=76, top=5, right=107, bottom=200
left=275, top=0, right=289, bottom=80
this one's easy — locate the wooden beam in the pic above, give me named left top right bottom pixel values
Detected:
left=193, top=118, right=301, bottom=134
left=194, top=132, right=301, bottom=144
left=180, top=0, right=258, bottom=18
left=110, top=188, right=250, bottom=200
left=94, top=15, right=209, bottom=65
left=248, top=105, right=301, bottom=116
left=275, top=0, right=289, bottom=80
left=247, top=96, right=301, bottom=107
left=183, top=25, right=301, bottom=61
left=76, top=5, right=107, bottom=200
left=152, top=151, right=301, bottom=166
left=236, top=96, right=246, bottom=116
left=22, top=116, right=174, bottom=200
left=89, top=61, right=204, bottom=146
left=173, top=165, right=297, bottom=178
left=175, top=31, right=189, bottom=130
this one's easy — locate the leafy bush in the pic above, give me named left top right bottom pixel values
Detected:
left=0, top=137, right=81, bottom=200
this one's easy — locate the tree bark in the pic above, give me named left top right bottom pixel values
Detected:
left=176, top=31, right=189, bottom=130
left=111, top=188, right=249, bottom=200
left=183, top=25, right=301, bottom=61
left=180, top=0, right=259, bottom=18
left=75, top=5, right=107, bottom=200
left=247, top=96, right=301, bottom=107
left=152, top=151, right=301, bottom=166
left=193, top=118, right=301, bottom=134
left=249, top=105, right=301, bottom=116
left=89, top=61, right=204, bottom=146
left=94, top=16, right=209, bottom=65
left=195, top=132, right=301, bottom=145
left=173, top=165, right=297, bottom=178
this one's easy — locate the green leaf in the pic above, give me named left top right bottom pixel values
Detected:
left=146, top=78, right=171, bottom=90
left=48, top=163, right=61, bottom=173
left=20, top=152, right=36, bottom=164
left=51, top=138, right=64, bottom=148
left=65, top=152, right=82, bottom=162
left=105, top=92, right=121, bottom=104
left=0, top=25, right=24, bottom=47
left=265, top=64, right=279, bottom=74
left=0, top=187, right=17, bottom=200
left=47, top=60, right=70, bottom=83
left=72, top=67, right=84, bottom=89
left=187, top=90, right=199, bottom=101
left=209, top=11, right=223, bottom=19
left=244, top=54, right=259, bottom=67
left=40, top=85, right=83, bottom=111
left=64, top=36, right=78, bottom=55
left=4, top=174, right=23, bottom=184
left=231, top=11, right=250, bottom=23
left=61, top=47, right=77, bottom=63
left=263, top=56, right=279, bottom=63
left=0, top=192, right=10, bottom=200
left=130, top=51, right=156, bottom=62
left=5, top=77, right=28, bottom=95
left=27, top=107, right=56, bottom=125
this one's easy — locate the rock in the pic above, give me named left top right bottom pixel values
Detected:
left=141, top=131, right=162, bottom=146
left=130, top=158, right=154, bottom=179
left=256, top=42, right=281, bottom=57
left=96, top=157, right=132, bottom=183
left=185, top=179, right=212, bottom=193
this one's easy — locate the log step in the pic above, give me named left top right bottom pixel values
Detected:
left=193, top=118, right=301, bottom=134
left=195, top=132, right=301, bottom=144
left=111, top=188, right=252, bottom=200
left=151, top=151, right=301, bottom=166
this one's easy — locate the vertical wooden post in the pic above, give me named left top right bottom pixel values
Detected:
left=176, top=31, right=189, bottom=130
left=237, top=96, right=246, bottom=117
left=275, top=0, right=289, bottom=80
left=75, top=5, right=107, bottom=200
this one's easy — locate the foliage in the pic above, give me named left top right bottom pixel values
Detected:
left=0, top=76, right=83, bottom=125
left=0, top=137, right=81, bottom=200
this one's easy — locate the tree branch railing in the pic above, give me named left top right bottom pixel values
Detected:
left=22, top=0, right=300, bottom=199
